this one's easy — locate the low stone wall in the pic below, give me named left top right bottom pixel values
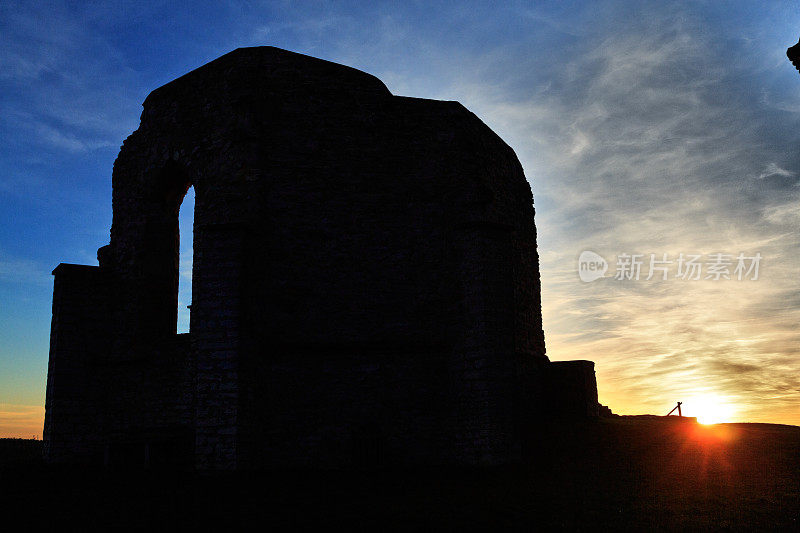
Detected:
left=545, top=360, right=599, bottom=419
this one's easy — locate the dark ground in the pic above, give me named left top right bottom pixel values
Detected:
left=2, top=418, right=798, bottom=531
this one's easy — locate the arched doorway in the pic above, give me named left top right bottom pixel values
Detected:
left=177, top=185, right=194, bottom=333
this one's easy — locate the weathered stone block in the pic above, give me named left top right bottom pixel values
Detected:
left=545, top=360, right=600, bottom=419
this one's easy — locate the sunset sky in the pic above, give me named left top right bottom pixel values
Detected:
left=1, top=1, right=799, bottom=437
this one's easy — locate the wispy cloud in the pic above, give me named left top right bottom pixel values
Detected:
left=757, top=162, right=795, bottom=180
left=0, top=404, right=43, bottom=439
left=0, top=253, right=52, bottom=286
left=500, top=5, right=800, bottom=423
left=1, top=0, right=798, bottom=426
left=0, top=3, right=141, bottom=155
left=311, top=1, right=800, bottom=423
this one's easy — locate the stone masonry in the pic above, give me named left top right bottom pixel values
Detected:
left=43, top=46, right=598, bottom=470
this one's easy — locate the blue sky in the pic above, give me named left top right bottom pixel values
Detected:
left=2, top=1, right=800, bottom=436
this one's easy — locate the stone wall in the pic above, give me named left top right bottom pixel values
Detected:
left=545, top=361, right=600, bottom=419
left=43, top=264, right=109, bottom=464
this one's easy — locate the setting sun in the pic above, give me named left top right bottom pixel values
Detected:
left=686, top=395, right=737, bottom=425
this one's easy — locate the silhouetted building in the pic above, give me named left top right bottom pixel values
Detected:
left=43, top=47, right=598, bottom=470
left=788, top=37, right=800, bottom=72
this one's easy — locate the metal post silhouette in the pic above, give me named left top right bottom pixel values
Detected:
left=666, top=402, right=682, bottom=417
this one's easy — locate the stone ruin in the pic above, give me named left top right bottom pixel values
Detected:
left=788, top=37, right=800, bottom=72
left=43, top=47, right=598, bottom=470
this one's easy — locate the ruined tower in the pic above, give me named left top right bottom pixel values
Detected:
left=43, top=47, right=597, bottom=470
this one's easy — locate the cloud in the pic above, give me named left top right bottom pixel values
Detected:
left=30, top=122, right=117, bottom=153
left=274, top=0, right=800, bottom=424
left=0, top=253, right=52, bottom=286
left=0, top=404, right=43, bottom=439
left=763, top=197, right=800, bottom=225
left=0, top=2, right=141, bottom=155
left=757, top=162, right=795, bottom=180
left=444, top=2, right=800, bottom=423
left=1, top=0, right=797, bottom=425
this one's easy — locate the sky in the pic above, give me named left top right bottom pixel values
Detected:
left=1, top=0, right=799, bottom=437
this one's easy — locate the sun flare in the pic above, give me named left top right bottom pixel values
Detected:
left=687, top=395, right=736, bottom=425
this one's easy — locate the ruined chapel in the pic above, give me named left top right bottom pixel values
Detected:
left=43, top=47, right=598, bottom=470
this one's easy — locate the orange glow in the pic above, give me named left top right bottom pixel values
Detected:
left=0, top=404, right=44, bottom=439
left=685, top=395, right=736, bottom=425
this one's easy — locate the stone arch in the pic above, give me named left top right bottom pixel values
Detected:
left=143, top=160, right=192, bottom=333
left=109, top=155, right=196, bottom=353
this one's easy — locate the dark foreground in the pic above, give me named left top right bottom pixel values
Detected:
left=3, top=418, right=799, bottom=530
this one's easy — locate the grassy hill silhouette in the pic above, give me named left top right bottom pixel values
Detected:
left=3, top=417, right=799, bottom=529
